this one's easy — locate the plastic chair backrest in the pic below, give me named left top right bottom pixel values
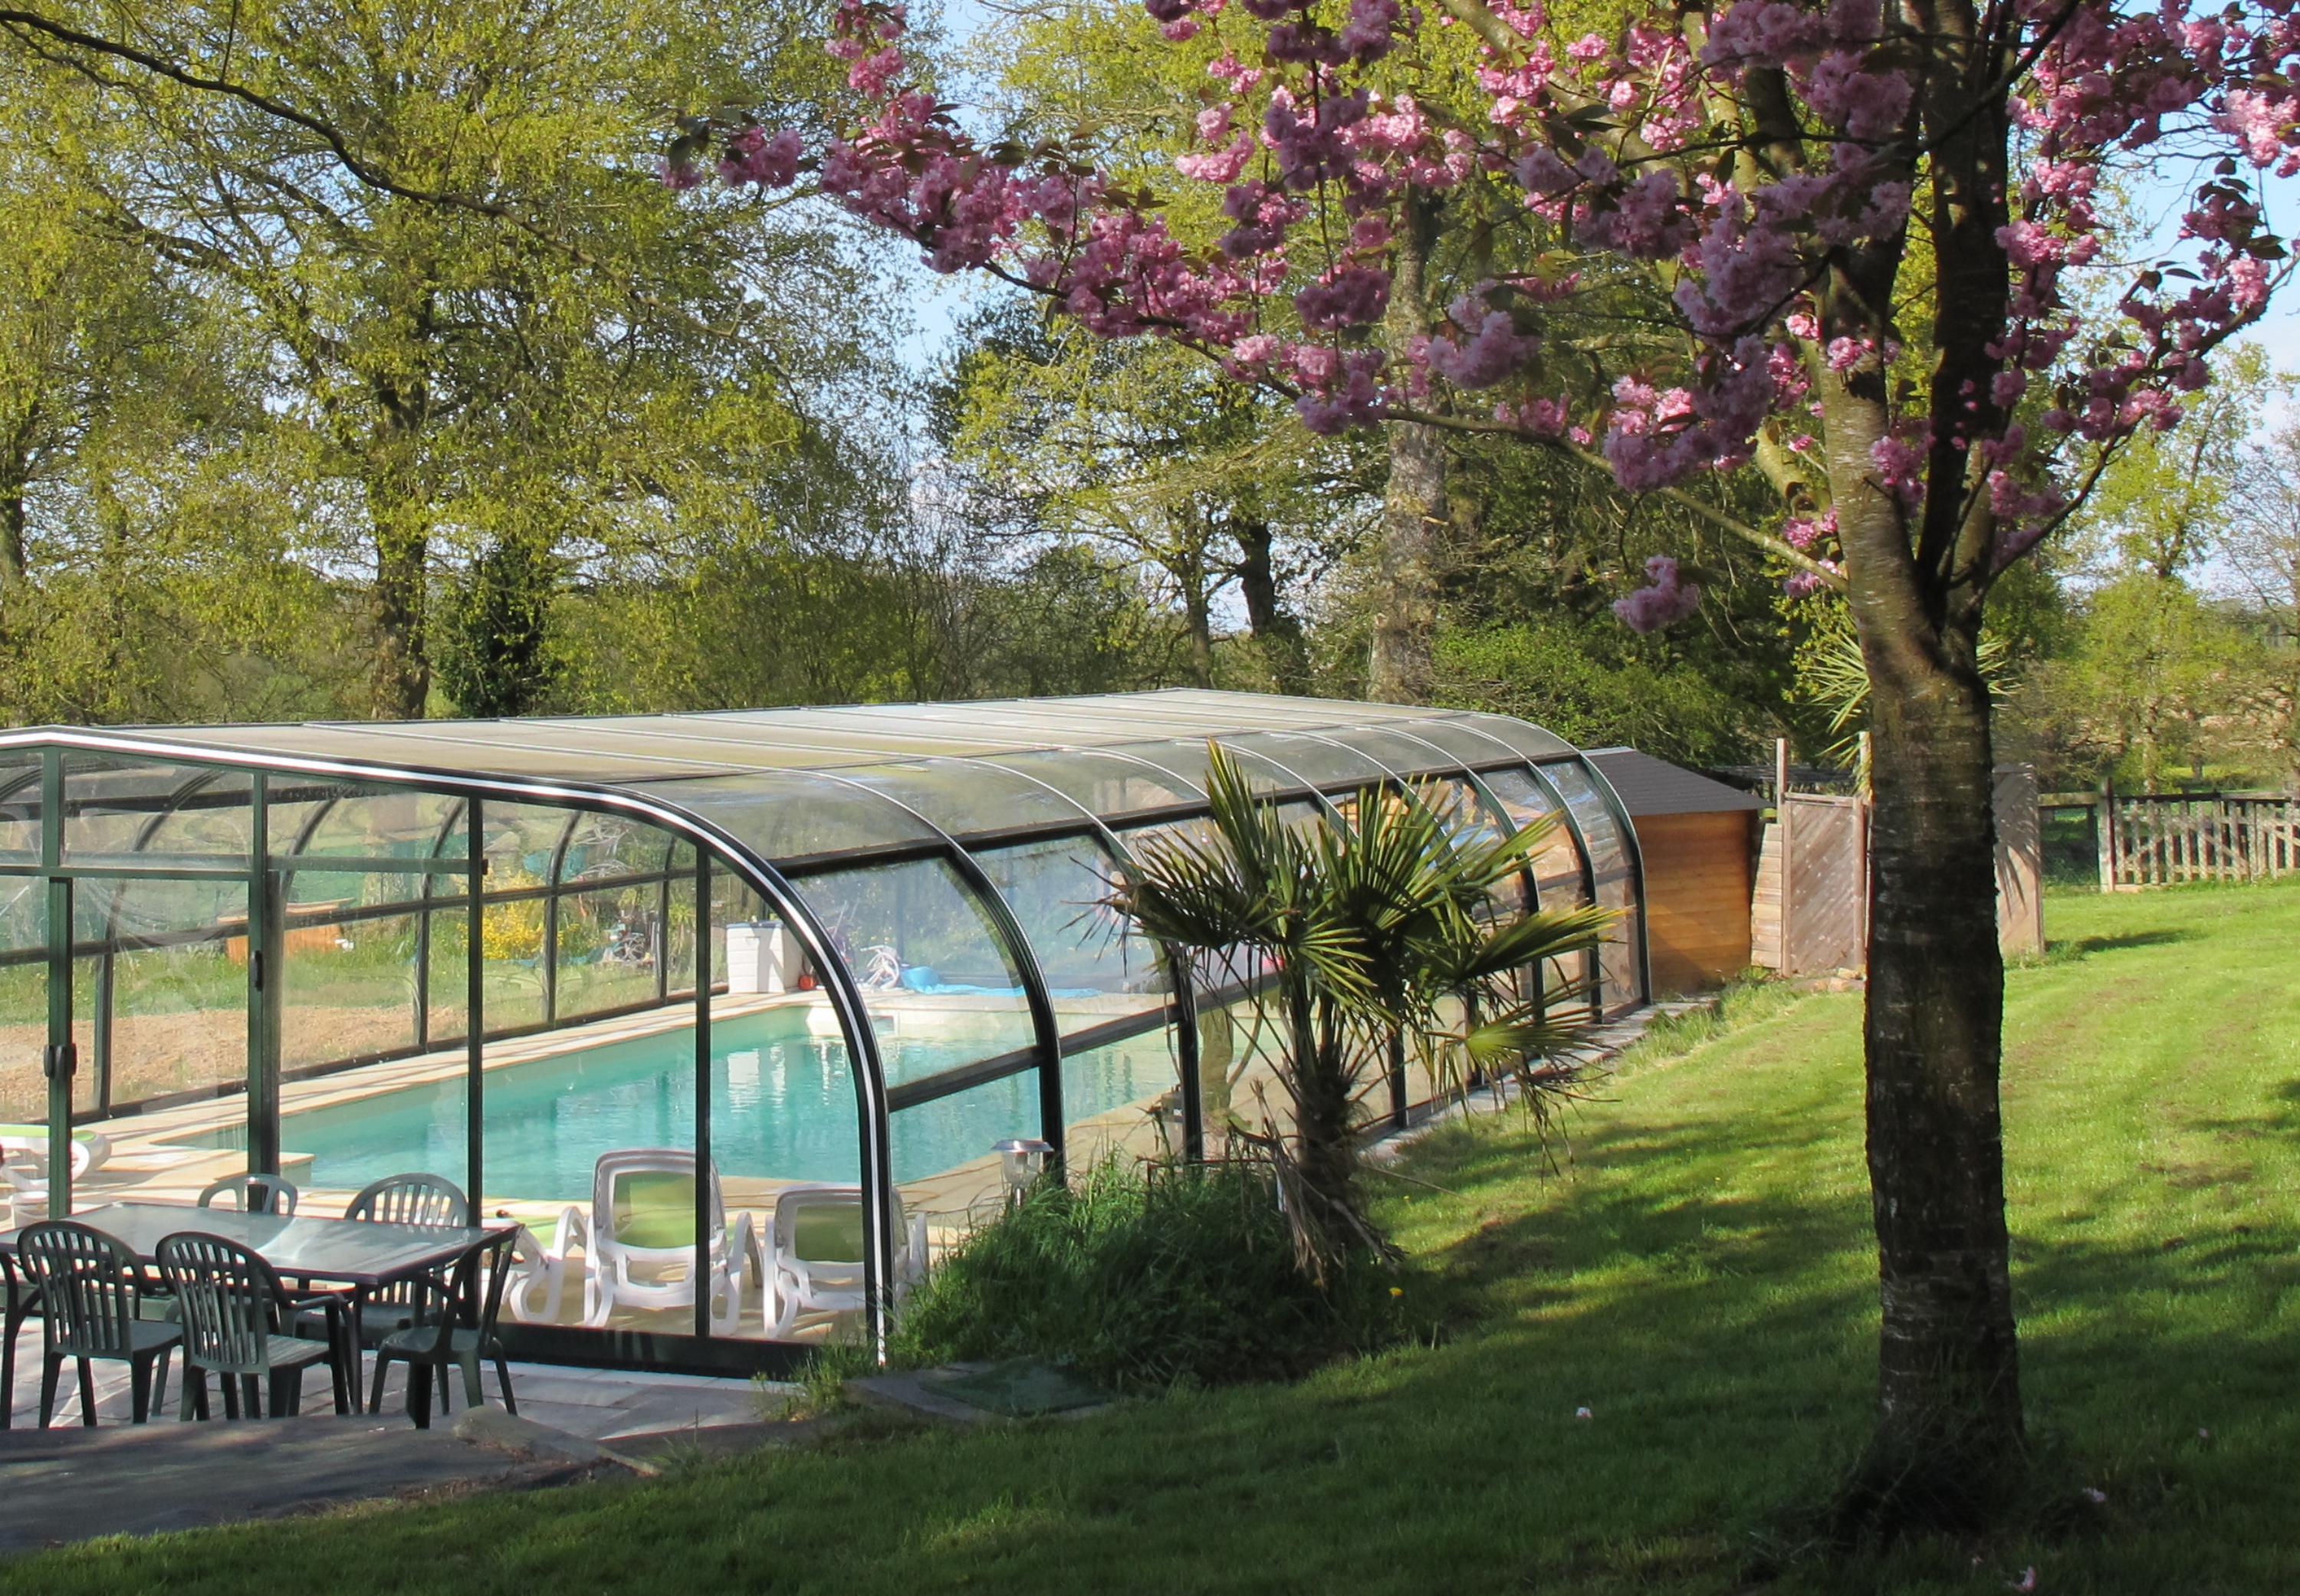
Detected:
left=344, top=1174, right=471, bottom=1313
left=345, top=1172, right=470, bottom=1228
left=772, top=1187, right=867, bottom=1266
left=198, top=1174, right=300, bottom=1217
left=18, top=1220, right=145, bottom=1358
left=592, top=1150, right=724, bottom=1253
left=156, top=1231, right=293, bottom=1376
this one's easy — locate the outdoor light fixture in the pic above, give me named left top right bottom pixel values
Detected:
left=992, top=1137, right=1053, bottom=1207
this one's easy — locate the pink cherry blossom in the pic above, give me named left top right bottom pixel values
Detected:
left=666, top=0, right=2300, bottom=626
left=1614, top=555, right=1704, bottom=631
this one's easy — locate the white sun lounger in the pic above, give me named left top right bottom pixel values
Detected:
left=761, top=1183, right=928, bottom=1340
left=556, top=1148, right=754, bottom=1335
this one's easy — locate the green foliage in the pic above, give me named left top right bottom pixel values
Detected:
left=892, top=1158, right=1398, bottom=1391
left=2071, top=345, right=2265, bottom=582
left=435, top=536, right=560, bottom=718
left=2013, top=573, right=2266, bottom=788
left=760, top=1331, right=877, bottom=1421
left=931, top=300, right=1351, bottom=693
left=1434, top=618, right=1775, bottom=767
left=1114, top=744, right=1608, bottom=1259
left=0, top=0, right=902, bottom=724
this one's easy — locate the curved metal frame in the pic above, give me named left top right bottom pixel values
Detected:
left=0, top=698, right=1651, bottom=1364
left=0, top=727, right=903, bottom=1358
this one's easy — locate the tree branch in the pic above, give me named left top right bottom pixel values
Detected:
left=0, top=5, right=806, bottom=389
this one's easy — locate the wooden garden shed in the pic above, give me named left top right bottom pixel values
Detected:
left=1585, top=747, right=1763, bottom=996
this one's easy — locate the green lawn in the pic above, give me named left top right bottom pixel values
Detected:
left=9, top=882, right=2298, bottom=1594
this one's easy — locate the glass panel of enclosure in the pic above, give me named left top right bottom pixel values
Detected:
left=1539, top=763, right=1642, bottom=1012
left=1477, top=766, right=1598, bottom=1016
left=1198, top=984, right=1296, bottom=1157
left=978, top=749, right=1203, bottom=818
left=1208, top=731, right=1398, bottom=790
left=708, top=874, right=867, bottom=1344
left=835, top=760, right=1089, bottom=838
left=969, top=832, right=1182, bottom=1177
left=59, top=870, right=258, bottom=1218
left=553, top=810, right=678, bottom=1023
left=268, top=786, right=471, bottom=1220
left=0, top=875, right=43, bottom=1144
left=621, top=770, right=947, bottom=867
left=61, top=758, right=254, bottom=862
left=1303, top=725, right=1467, bottom=780
left=277, top=787, right=463, bottom=1074
left=1098, top=739, right=1316, bottom=802
left=889, top=1072, right=1038, bottom=1252
left=787, top=851, right=1038, bottom=1233
left=480, top=816, right=698, bottom=1340
left=1433, top=711, right=1582, bottom=763
left=1060, top=1024, right=1184, bottom=1174
left=0, top=758, right=39, bottom=862
left=785, top=858, right=1031, bottom=1053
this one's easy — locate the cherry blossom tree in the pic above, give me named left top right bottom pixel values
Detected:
left=676, top=0, right=2300, bottom=1515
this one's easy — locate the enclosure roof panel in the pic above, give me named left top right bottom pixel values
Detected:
left=1585, top=747, right=1765, bottom=816
left=1, top=693, right=1569, bottom=783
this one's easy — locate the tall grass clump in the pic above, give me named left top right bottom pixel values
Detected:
left=892, top=1158, right=1395, bottom=1392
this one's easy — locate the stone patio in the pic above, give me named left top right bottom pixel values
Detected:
left=2, top=1313, right=774, bottom=1442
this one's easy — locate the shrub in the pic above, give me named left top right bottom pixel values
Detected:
left=892, top=1158, right=1396, bottom=1393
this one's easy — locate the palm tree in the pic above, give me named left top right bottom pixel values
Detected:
left=1111, top=744, right=1614, bottom=1271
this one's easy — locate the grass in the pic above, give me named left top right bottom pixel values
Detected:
left=7, top=880, right=2298, bottom=1594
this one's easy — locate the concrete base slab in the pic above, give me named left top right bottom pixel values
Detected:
left=0, top=1414, right=612, bottom=1553
left=847, top=1361, right=1112, bottom=1424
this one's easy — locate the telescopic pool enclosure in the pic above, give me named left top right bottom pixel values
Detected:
left=0, top=690, right=1644, bottom=1372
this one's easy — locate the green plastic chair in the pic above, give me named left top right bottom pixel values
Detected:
left=197, top=1174, right=300, bottom=1217
left=156, top=1232, right=349, bottom=1420
left=16, top=1220, right=179, bottom=1427
left=367, top=1230, right=518, bottom=1428
left=308, top=1172, right=472, bottom=1361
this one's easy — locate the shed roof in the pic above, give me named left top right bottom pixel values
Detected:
left=1586, top=747, right=1764, bottom=816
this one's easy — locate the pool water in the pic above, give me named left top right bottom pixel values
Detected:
left=182, top=1007, right=1178, bottom=1200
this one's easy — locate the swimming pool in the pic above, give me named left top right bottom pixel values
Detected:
left=178, top=1007, right=1179, bottom=1199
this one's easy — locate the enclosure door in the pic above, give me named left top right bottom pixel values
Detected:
left=41, top=878, right=72, bottom=1211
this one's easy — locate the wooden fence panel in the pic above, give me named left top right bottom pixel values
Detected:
left=1751, top=820, right=1785, bottom=968
left=1995, top=766, right=2044, bottom=957
left=1783, top=795, right=1865, bottom=974
left=2102, top=794, right=2299, bottom=886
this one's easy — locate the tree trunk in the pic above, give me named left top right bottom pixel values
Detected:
left=1371, top=191, right=1441, bottom=704
left=0, top=477, right=25, bottom=609
left=1855, top=586, right=2024, bottom=1520
left=370, top=484, right=432, bottom=719
left=1821, top=274, right=2023, bottom=1520
left=1182, top=576, right=1216, bottom=689
left=2285, top=657, right=2299, bottom=793
left=1233, top=515, right=1310, bottom=694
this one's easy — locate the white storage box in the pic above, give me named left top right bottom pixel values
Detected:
left=724, top=921, right=805, bottom=994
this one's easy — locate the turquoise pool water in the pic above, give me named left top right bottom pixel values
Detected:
left=181, top=1008, right=1177, bottom=1199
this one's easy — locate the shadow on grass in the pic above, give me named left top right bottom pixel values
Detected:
left=2040, top=928, right=2196, bottom=964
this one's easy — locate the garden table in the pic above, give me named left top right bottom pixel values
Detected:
left=0, top=1203, right=510, bottom=1424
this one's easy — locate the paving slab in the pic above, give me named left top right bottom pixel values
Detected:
left=0, top=1414, right=616, bottom=1553
left=848, top=1361, right=1112, bottom=1424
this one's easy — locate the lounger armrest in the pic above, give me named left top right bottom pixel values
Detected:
left=728, top=1211, right=757, bottom=1284
left=550, top=1203, right=587, bottom=1259
left=903, top=1211, right=930, bottom=1282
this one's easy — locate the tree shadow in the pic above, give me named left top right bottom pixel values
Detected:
left=2041, top=928, right=2195, bottom=964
